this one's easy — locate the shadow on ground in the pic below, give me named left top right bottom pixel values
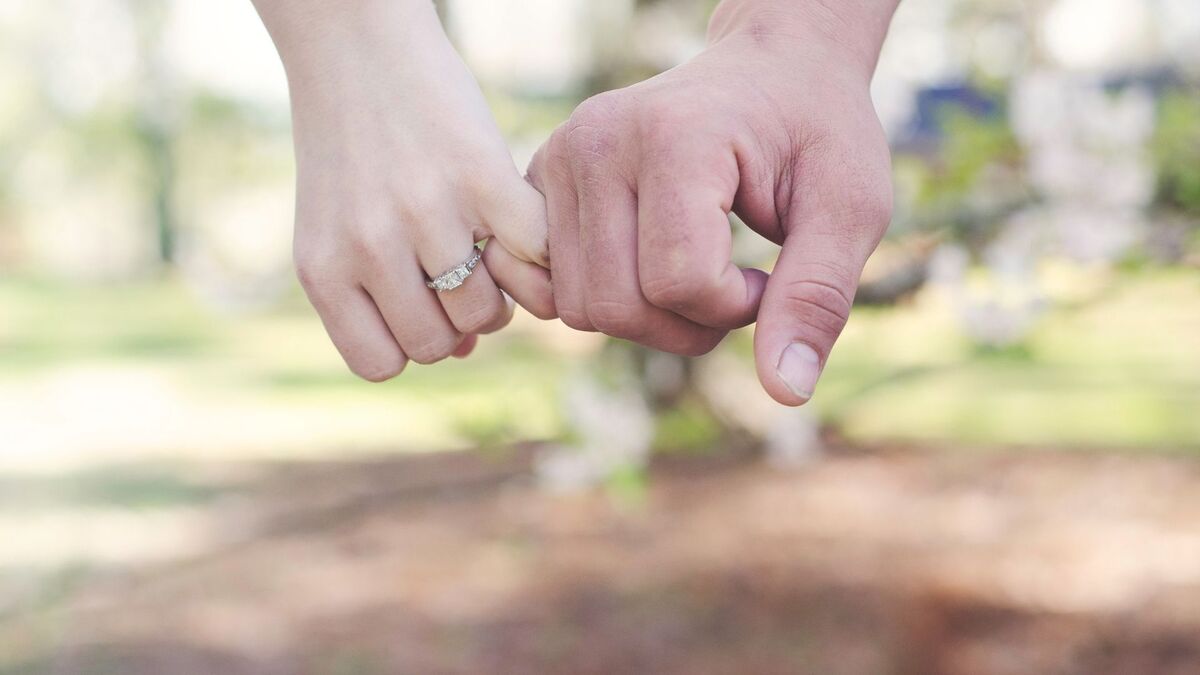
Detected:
left=4, top=444, right=1200, bottom=674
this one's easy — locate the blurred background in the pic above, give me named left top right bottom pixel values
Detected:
left=1, top=0, right=1198, bottom=673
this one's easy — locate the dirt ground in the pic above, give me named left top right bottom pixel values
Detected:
left=5, top=442, right=1200, bottom=675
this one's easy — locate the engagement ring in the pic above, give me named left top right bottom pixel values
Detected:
left=426, top=247, right=483, bottom=292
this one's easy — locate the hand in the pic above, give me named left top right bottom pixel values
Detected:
left=255, top=0, right=555, bottom=381
left=529, top=0, right=896, bottom=405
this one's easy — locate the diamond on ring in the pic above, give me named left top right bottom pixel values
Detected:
left=426, top=247, right=483, bottom=292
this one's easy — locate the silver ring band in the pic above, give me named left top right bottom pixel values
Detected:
left=426, top=247, right=483, bottom=292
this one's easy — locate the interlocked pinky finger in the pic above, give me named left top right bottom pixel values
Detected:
left=420, top=241, right=514, bottom=336
left=483, top=242, right=556, bottom=320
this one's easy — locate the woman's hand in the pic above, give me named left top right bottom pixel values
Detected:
left=254, top=0, right=554, bottom=381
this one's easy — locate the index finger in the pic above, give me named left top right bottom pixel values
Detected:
left=636, top=141, right=767, bottom=329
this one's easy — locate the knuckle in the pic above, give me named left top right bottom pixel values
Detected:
left=396, top=184, right=445, bottom=227
left=544, top=125, right=572, bottom=161
left=586, top=300, right=647, bottom=339
left=566, top=97, right=625, bottom=162
left=778, top=274, right=856, bottom=340
left=347, top=223, right=395, bottom=268
left=532, top=126, right=577, bottom=188
left=293, top=246, right=339, bottom=295
left=569, top=92, right=623, bottom=129
left=525, top=150, right=547, bottom=190
left=636, top=101, right=686, bottom=146
left=565, top=125, right=620, bottom=168
left=860, top=181, right=895, bottom=230
left=405, top=334, right=461, bottom=365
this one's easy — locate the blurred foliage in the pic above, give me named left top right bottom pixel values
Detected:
left=604, top=463, right=650, bottom=508
left=652, top=402, right=724, bottom=453
left=896, top=108, right=1027, bottom=255
left=487, top=90, right=575, bottom=140
left=916, top=109, right=1023, bottom=208
left=1152, top=90, right=1200, bottom=217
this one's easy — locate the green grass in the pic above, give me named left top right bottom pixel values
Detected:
left=0, top=266, right=1197, bottom=461
left=816, top=267, right=1200, bottom=449
left=0, top=274, right=567, bottom=460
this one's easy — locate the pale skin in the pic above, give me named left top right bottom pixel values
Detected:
left=252, top=0, right=899, bottom=405
left=252, top=0, right=555, bottom=381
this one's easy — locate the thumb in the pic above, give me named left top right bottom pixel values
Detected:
left=754, top=208, right=887, bottom=406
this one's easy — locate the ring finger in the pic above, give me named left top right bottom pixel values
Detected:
left=418, top=231, right=514, bottom=337
left=363, top=252, right=465, bottom=366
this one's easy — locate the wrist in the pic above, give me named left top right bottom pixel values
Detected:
left=707, top=0, right=898, bottom=79
left=254, top=0, right=463, bottom=136
left=254, top=0, right=446, bottom=92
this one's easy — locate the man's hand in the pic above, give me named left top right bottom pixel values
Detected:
left=528, top=0, right=898, bottom=405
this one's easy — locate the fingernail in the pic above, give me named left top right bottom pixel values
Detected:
left=776, top=343, right=822, bottom=401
